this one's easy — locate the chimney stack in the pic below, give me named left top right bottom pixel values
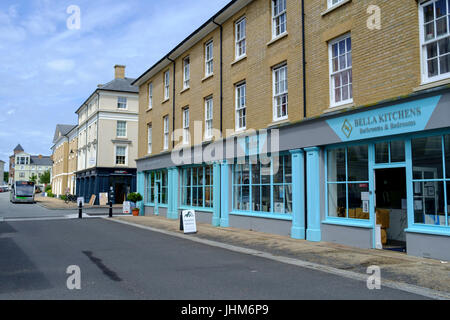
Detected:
left=114, top=65, right=126, bottom=79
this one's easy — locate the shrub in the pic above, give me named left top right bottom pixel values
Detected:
left=127, top=192, right=143, bottom=204
left=45, top=185, right=52, bottom=193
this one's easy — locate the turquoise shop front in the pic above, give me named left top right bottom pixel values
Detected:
left=314, top=92, right=450, bottom=260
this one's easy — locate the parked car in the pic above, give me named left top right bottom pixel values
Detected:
left=35, top=186, right=42, bottom=194
left=0, top=186, right=9, bottom=193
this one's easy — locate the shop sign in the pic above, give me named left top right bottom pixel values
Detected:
left=326, top=96, right=441, bottom=142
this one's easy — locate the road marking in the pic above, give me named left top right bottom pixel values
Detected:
left=106, top=218, right=450, bottom=301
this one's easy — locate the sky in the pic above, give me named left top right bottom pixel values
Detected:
left=0, top=0, right=231, bottom=170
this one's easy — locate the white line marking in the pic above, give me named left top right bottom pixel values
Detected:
left=105, top=218, right=450, bottom=300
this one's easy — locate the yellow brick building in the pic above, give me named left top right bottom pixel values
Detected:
left=133, top=0, right=450, bottom=261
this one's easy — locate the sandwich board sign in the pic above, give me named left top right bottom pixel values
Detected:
left=77, top=197, right=85, bottom=207
left=182, top=210, right=197, bottom=234
left=123, top=201, right=131, bottom=214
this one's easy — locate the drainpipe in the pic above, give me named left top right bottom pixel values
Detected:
left=212, top=19, right=223, bottom=137
left=167, top=57, right=176, bottom=149
left=302, top=0, right=307, bottom=119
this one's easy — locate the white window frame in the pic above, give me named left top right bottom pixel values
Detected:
left=328, top=33, right=353, bottom=108
left=148, top=82, right=153, bottom=109
left=235, top=82, right=247, bottom=131
left=419, top=0, right=450, bottom=84
left=117, top=96, right=127, bottom=109
left=163, top=116, right=169, bottom=150
left=164, top=70, right=170, bottom=100
left=148, top=124, right=152, bottom=154
left=205, top=41, right=214, bottom=77
left=205, top=97, right=213, bottom=140
left=115, top=145, right=128, bottom=166
left=116, top=121, right=127, bottom=138
left=183, top=57, right=190, bottom=89
left=235, top=17, right=247, bottom=59
left=183, top=108, right=190, bottom=145
left=272, top=64, right=288, bottom=121
left=327, top=0, right=346, bottom=9
left=272, top=0, right=287, bottom=39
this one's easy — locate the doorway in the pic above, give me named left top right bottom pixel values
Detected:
left=374, top=168, right=407, bottom=252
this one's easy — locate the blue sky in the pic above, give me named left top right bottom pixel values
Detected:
left=0, top=0, right=230, bottom=169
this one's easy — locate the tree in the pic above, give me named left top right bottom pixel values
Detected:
left=39, top=170, right=51, bottom=186
left=3, top=172, right=8, bottom=184
left=30, top=174, right=38, bottom=184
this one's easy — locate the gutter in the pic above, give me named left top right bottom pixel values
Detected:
left=167, top=57, right=176, bottom=149
left=302, top=0, right=307, bottom=119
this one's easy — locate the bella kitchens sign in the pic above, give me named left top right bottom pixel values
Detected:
left=326, top=95, right=441, bottom=142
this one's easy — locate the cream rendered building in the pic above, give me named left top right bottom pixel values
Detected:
left=51, top=124, right=78, bottom=196
left=75, top=65, right=139, bottom=204
left=14, top=152, right=52, bottom=187
left=0, top=160, right=4, bottom=185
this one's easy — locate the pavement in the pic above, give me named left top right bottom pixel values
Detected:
left=112, top=215, right=450, bottom=296
left=35, top=195, right=122, bottom=211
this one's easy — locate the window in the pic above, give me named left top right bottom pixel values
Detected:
left=181, top=166, right=214, bottom=209
left=327, top=145, right=369, bottom=220
left=328, top=0, right=345, bottom=8
left=116, top=121, right=127, bottom=137
left=19, top=172, right=25, bottom=178
left=163, top=116, right=169, bottom=150
left=272, top=0, right=287, bottom=38
left=412, top=134, right=450, bottom=226
left=145, top=170, right=168, bottom=205
left=164, top=70, right=170, bottom=100
left=147, top=124, right=152, bottom=154
left=183, top=108, right=190, bottom=145
left=148, top=83, right=153, bottom=109
left=205, top=41, right=214, bottom=76
left=117, top=97, right=127, bottom=109
left=205, top=97, right=213, bottom=139
left=273, top=64, right=288, bottom=121
left=115, top=146, right=127, bottom=165
left=236, top=82, right=247, bottom=131
left=233, top=155, right=292, bottom=215
left=183, top=57, right=190, bottom=89
left=235, top=17, right=246, bottom=59
left=375, top=140, right=406, bottom=164
left=420, top=0, right=450, bottom=82
left=329, top=34, right=352, bottom=107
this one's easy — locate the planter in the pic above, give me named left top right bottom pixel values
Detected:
left=132, top=208, right=140, bottom=216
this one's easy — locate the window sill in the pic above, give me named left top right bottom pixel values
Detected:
left=146, top=108, right=152, bottom=113
left=180, top=87, right=190, bottom=94
left=230, top=211, right=293, bottom=221
left=267, top=118, right=290, bottom=128
left=321, top=0, right=352, bottom=17
left=202, top=74, right=214, bottom=82
left=162, top=98, right=170, bottom=104
left=267, top=32, right=288, bottom=47
left=231, top=55, right=247, bottom=66
left=413, top=77, right=450, bottom=92
left=322, top=218, right=372, bottom=229
left=323, top=102, right=355, bottom=114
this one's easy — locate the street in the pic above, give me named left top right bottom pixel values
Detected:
left=0, top=192, right=431, bottom=300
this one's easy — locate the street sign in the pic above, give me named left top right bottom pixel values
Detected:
left=182, top=210, right=197, bottom=234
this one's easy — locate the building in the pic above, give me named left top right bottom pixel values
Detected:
left=13, top=150, right=52, bottom=187
left=0, top=160, right=5, bottom=185
left=133, top=0, right=450, bottom=261
left=9, top=144, right=24, bottom=185
left=75, top=65, right=139, bottom=204
left=51, top=124, right=78, bottom=196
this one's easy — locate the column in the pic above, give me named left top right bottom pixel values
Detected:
left=305, top=147, right=322, bottom=242
left=137, top=171, right=145, bottom=215
left=167, top=168, right=179, bottom=220
left=219, top=160, right=230, bottom=228
left=290, top=149, right=305, bottom=240
left=212, top=163, right=221, bottom=227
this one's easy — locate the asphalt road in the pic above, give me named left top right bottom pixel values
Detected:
left=0, top=200, right=431, bottom=300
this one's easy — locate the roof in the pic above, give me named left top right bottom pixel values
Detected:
left=14, top=144, right=24, bottom=152
left=53, top=124, right=77, bottom=143
left=75, top=77, right=138, bottom=114
left=30, top=156, right=52, bottom=166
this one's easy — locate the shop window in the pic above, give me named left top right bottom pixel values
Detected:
left=181, top=166, right=213, bottom=209
left=327, top=145, right=369, bottom=220
left=144, top=170, right=168, bottom=205
left=412, top=134, right=449, bottom=227
left=445, top=134, right=450, bottom=179
left=233, top=155, right=292, bottom=215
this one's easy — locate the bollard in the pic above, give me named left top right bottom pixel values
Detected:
left=109, top=201, right=113, bottom=218
left=78, top=201, right=82, bottom=219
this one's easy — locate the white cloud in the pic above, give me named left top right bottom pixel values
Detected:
left=47, top=59, right=75, bottom=72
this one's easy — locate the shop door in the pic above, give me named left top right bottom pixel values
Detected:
left=374, top=168, right=407, bottom=252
